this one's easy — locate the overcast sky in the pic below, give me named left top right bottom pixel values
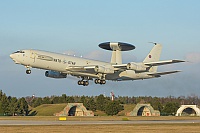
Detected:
left=0, top=0, right=200, bottom=98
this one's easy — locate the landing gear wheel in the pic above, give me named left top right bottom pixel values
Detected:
left=26, top=70, right=31, bottom=74
left=78, top=81, right=81, bottom=85
left=78, top=80, right=89, bottom=86
left=101, top=80, right=106, bottom=84
left=84, top=81, right=89, bottom=86
left=95, top=79, right=98, bottom=84
left=80, top=80, right=84, bottom=85
left=94, top=79, right=106, bottom=85
left=97, top=79, right=101, bottom=84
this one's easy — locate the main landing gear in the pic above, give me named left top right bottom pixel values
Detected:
left=78, top=77, right=90, bottom=86
left=78, top=80, right=89, bottom=86
left=94, top=79, right=106, bottom=85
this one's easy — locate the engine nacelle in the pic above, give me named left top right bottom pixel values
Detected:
left=94, top=65, right=114, bottom=74
left=45, top=70, right=67, bottom=78
left=127, top=62, right=147, bottom=72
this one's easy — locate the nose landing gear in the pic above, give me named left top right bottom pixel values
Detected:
left=26, top=69, right=31, bottom=74
left=25, top=66, right=31, bottom=74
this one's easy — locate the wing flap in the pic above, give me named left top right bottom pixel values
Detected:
left=66, top=66, right=96, bottom=71
left=70, top=71, right=98, bottom=78
left=148, top=70, right=181, bottom=77
left=112, top=64, right=127, bottom=70
left=144, top=60, right=185, bottom=66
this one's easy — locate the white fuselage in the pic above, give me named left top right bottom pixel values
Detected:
left=10, top=43, right=184, bottom=86
left=10, top=49, right=153, bottom=81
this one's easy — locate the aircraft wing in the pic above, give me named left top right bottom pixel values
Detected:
left=112, top=64, right=127, bottom=70
left=65, top=66, right=98, bottom=79
left=144, top=60, right=185, bottom=66
left=67, top=64, right=128, bottom=72
left=148, top=70, right=181, bottom=77
left=66, top=66, right=96, bottom=71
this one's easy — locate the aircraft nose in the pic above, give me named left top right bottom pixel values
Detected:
left=10, top=53, right=14, bottom=59
left=10, top=53, right=20, bottom=64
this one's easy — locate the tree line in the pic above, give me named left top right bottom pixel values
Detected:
left=117, top=95, right=200, bottom=115
left=1, top=90, right=200, bottom=116
left=28, top=93, right=200, bottom=116
left=0, top=90, right=28, bottom=116
left=28, top=94, right=123, bottom=116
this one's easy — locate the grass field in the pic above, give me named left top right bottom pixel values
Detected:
left=1, top=102, right=200, bottom=133
left=0, top=123, right=200, bottom=133
left=0, top=116, right=200, bottom=133
left=29, top=104, right=68, bottom=116
left=0, top=116, right=200, bottom=121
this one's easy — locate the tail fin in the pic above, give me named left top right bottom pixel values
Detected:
left=143, top=43, right=162, bottom=72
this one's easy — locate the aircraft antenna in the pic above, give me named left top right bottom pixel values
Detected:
left=148, top=42, right=158, bottom=45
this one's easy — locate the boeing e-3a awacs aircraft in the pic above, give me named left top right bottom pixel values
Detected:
left=10, top=42, right=184, bottom=86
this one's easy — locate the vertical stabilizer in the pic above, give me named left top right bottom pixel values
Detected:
left=143, top=44, right=162, bottom=72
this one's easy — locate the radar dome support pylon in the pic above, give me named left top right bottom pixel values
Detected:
left=99, top=42, right=135, bottom=65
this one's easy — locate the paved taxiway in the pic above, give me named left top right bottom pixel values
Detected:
left=0, top=120, right=200, bottom=125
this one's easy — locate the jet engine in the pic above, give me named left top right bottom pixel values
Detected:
left=45, top=70, right=67, bottom=78
left=94, top=65, right=114, bottom=74
left=127, top=62, right=147, bottom=72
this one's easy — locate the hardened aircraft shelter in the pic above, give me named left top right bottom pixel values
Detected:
left=127, top=103, right=160, bottom=116
left=176, top=105, right=200, bottom=116
left=55, top=103, right=94, bottom=116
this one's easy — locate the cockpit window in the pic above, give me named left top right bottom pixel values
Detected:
left=14, top=50, right=25, bottom=53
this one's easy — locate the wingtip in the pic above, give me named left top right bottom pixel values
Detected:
left=172, top=60, right=186, bottom=63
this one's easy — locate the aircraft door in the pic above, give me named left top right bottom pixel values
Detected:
left=30, top=50, right=37, bottom=63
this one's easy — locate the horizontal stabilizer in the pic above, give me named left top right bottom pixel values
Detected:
left=148, top=70, right=181, bottom=77
left=144, top=60, right=185, bottom=66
